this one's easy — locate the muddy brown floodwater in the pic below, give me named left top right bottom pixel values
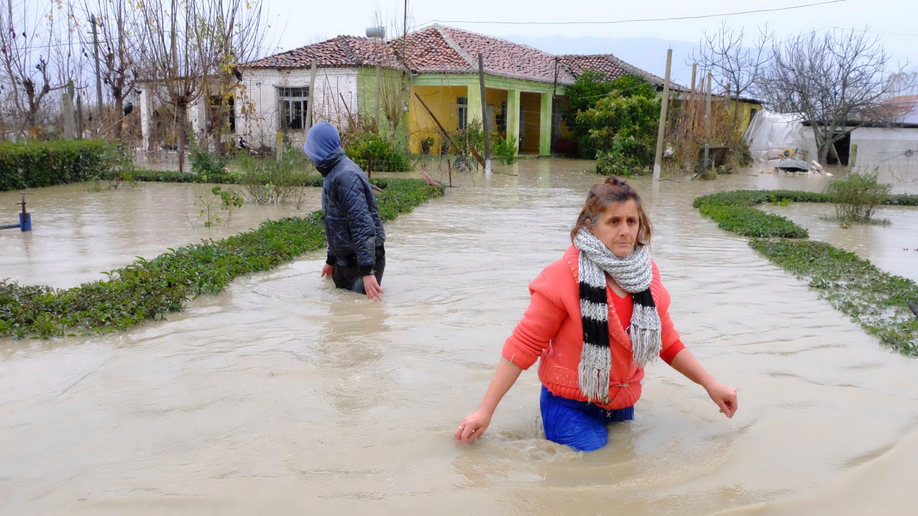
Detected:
left=1, top=162, right=917, bottom=515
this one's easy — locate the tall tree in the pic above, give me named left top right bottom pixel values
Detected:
left=133, top=0, right=268, bottom=169
left=0, top=0, right=65, bottom=138
left=692, top=21, right=773, bottom=138
left=760, top=28, right=903, bottom=165
left=80, top=0, right=136, bottom=139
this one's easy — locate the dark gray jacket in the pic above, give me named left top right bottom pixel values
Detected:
left=317, top=148, right=385, bottom=276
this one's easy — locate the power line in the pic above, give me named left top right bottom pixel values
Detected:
left=418, top=0, right=846, bottom=27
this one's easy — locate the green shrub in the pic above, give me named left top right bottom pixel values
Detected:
left=595, top=135, right=654, bottom=176
left=492, top=135, right=518, bottom=165
left=825, top=171, right=893, bottom=223
left=449, top=119, right=485, bottom=171
left=188, top=133, right=230, bottom=181
left=344, top=133, right=412, bottom=173
left=0, top=140, right=112, bottom=191
left=698, top=203, right=808, bottom=238
left=237, top=149, right=314, bottom=205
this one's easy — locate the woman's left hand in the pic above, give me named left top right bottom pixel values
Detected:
left=704, top=381, right=738, bottom=418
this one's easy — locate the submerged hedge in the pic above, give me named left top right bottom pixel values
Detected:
left=750, top=239, right=918, bottom=355
left=0, top=178, right=443, bottom=339
left=693, top=189, right=918, bottom=238
left=0, top=140, right=112, bottom=192
left=694, top=189, right=918, bottom=354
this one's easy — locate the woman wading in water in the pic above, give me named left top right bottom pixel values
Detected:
left=455, top=176, right=737, bottom=452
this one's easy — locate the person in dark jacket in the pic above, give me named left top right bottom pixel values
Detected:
left=304, top=122, right=386, bottom=301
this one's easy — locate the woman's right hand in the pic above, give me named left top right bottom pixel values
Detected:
left=455, top=408, right=493, bottom=445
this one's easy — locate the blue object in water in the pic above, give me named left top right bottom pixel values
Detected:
left=20, top=212, right=31, bottom=231
left=539, top=385, right=633, bottom=452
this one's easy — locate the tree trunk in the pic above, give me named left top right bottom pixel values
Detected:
left=114, top=95, right=124, bottom=140
left=176, top=102, right=187, bottom=173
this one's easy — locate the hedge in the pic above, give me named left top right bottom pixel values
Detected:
left=0, top=140, right=112, bottom=192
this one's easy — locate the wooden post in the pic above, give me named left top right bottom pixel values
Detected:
left=703, top=72, right=713, bottom=170
left=90, top=15, right=103, bottom=121
left=705, top=72, right=713, bottom=138
left=477, top=53, right=491, bottom=172
left=652, top=49, right=672, bottom=180
left=375, top=62, right=381, bottom=128
left=306, top=59, right=317, bottom=131
left=75, top=91, right=83, bottom=139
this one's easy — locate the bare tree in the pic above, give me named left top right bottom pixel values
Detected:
left=692, top=21, right=773, bottom=138
left=760, top=28, right=904, bottom=165
left=78, top=0, right=137, bottom=139
left=883, top=71, right=918, bottom=99
left=133, top=0, right=268, bottom=170
left=0, top=0, right=65, bottom=138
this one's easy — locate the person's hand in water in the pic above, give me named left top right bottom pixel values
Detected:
left=705, top=381, right=738, bottom=418
left=363, top=275, right=384, bottom=301
left=321, top=264, right=333, bottom=277
left=455, top=408, right=492, bottom=445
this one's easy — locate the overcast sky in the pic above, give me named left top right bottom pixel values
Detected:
left=264, top=0, right=917, bottom=73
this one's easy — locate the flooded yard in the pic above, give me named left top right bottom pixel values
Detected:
left=1, top=161, right=917, bottom=515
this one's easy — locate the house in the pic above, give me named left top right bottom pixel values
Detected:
left=135, top=25, right=686, bottom=157
left=231, top=25, right=688, bottom=157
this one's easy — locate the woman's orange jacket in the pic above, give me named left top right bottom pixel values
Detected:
left=502, top=246, right=685, bottom=410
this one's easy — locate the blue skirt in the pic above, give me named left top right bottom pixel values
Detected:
left=540, top=385, right=634, bottom=452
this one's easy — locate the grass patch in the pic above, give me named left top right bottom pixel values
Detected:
left=0, top=179, right=443, bottom=339
left=750, top=238, right=918, bottom=355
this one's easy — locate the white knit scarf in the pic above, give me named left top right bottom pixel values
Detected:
left=573, top=228, right=661, bottom=404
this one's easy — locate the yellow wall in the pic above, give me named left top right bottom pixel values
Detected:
left=731, top=100, right=763, bottom=137
left=408, top=85, right=512, bottom=154
left=409, top=85, right=468, bottom=154
left=520, top=92, right=542, bottom=153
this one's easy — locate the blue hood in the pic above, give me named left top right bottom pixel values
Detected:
left=304, top=122, right=341, bottom=164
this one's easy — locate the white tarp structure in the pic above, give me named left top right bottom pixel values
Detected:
left=744, top=110, right=808, bottom=162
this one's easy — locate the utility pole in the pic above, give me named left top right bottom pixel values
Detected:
left=652, top=49, right=672, bottom=180
left=477, top=53, right=491, bottom=172
left=90, top=15, right=103, bottom=121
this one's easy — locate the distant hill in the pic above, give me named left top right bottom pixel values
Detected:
left=501, top=34, right=701, bottom=88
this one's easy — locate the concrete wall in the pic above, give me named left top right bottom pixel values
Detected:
left=235, top=67, right=359, bottom=150
left=801, top=126, right=918, bottom=171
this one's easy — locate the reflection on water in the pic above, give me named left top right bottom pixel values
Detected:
left=1, top=163, right=917, bottom=515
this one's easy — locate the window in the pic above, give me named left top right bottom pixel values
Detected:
left=278, top=86, right=309, bottom=130
left=208, top=95, right=235, bottom=133
left=457, top=96, right=468, bottom=130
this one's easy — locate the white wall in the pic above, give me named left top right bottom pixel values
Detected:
left=802, top=126, right=918, bottom=171
left=235, top=67, right=359, bottom=150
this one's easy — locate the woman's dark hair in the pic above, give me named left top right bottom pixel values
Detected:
left=570, top=176, right=652, bottom=245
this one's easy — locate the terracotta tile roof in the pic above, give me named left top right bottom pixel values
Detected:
left=395, top=26, right=473, bottom=74
left=243, top=25, right=671, bottom=89
left=435, top=26, right=575, bottom=85
left=245, top=35, right=395, bottom=69
left=558, top=54, right=681, bottom=90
